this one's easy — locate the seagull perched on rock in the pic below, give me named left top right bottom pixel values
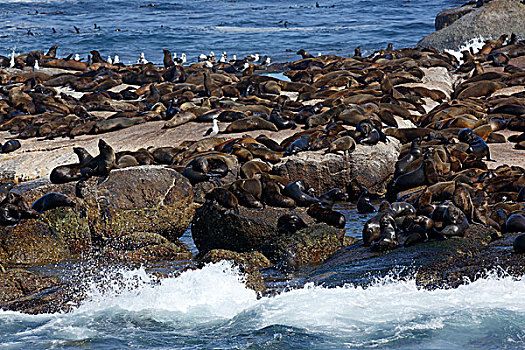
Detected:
left=137, top=52, right=148, bottom=64
left=198, top=53, right=208, bottom=62
left=219, top=51, right=227, bottom=63
left=246, top=53, right=259, bottom=62
left=33, top=60, right=39, bottom=71
left=113, top=55, right=119, bottom=64
left=205, top=119, right=219, bottom=136
left=9, top=51, right=15, bottom=68
left=107, top=56, right=113, bottom=64
left=174, top=53, right=186, bottom=65
left=74, top=53, right=81, bottom=61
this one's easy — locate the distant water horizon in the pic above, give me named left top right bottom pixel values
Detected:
left=0, top=0, right=463, bottom=64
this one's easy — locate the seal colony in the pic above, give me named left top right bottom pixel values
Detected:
left=0, top=33, right=524, bottom=309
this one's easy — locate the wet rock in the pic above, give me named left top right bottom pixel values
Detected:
left=101, top=232, right=192, bottom=262
left=1, top=166, right=194, bottom=266
left=260, top=223, right=357, bottom=267
left=191, top=201, right=316, bottom=254
left=419, top=0, right=525, bottom=50
left=200, top=249, right=271, bottom=293
left=273, top=138, right=400, bottom=196
left=0, top=268, right=73, bottom=314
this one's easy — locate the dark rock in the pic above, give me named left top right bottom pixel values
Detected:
left=260, top=223, right=357, bottom=266
left=191, top=201, right=316, bottom=254
left=419, top=0, right=525, bottom=51
left=101, top=232, right=192, bottom=262
left=273, top=139, right=400, bottom=196
left=435, top=4, right=475, bottom=31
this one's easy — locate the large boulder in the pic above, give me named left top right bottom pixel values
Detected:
left=76, top=165, right=195, bottom=242
left=419, top=0, right=525, bottom=51
left=191, top=201, right=315, bottom=254
left=273, top=139, right=400, bottom=196
left=0, top=166, right=195, bottom=266
left=435, top=3, right=475, bottom=31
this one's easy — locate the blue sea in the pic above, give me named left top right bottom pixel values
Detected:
left=1, top=0, right=463, bottom=64
left=3, top=0, right=525, bottom=349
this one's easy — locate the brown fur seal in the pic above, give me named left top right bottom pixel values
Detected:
left=225, top=116, right=278, bottom=133
left=79, top=139, right=117, bottom=180
left=260, top=173, right=295, bottom=208
left=307, top=202, right=346, bottom=229
left=50, top=147, right=94, bottom=184
left=205, top=188, right=239, bottom=214
left=0, top=192, right=39, bottom=225
left=327, top=136, right=355, bottom=155
left=284, top=180, right=319, bottom=207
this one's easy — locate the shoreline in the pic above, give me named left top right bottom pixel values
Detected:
left=1, top=1, right=525, bottom=314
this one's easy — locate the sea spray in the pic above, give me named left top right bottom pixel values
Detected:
left=1, top=263, right=525, bottom=348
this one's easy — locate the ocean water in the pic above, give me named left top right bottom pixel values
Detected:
left=0, top=0, right=464, bottom=64
left=1, top=262, right=525, bottom=349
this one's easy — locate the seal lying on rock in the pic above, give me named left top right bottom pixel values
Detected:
left=0, top=192, right=39, bottom=225
left=31, top=193, right=76, bottom=213
left=307, top=202, right=346, bottom=229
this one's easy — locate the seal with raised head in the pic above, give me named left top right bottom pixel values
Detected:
left=284, top=180, right=319, bottom=207
left=79, top=139, right=117, bottom=180
left=277, top=214, right=308, bottom=234
left=50, top=147, right=94, bottom=184
left=30, top=193, right=76, bottom=213
left=370, top=210, right=398, bottom=252
left=357, top=186, right=376, bottom=213
left=394, top=137, right=422, bottom=177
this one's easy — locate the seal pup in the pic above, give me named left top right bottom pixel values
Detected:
left=327, top=136, right=355, bottom=155
left=319, top=188, right=347, bottom=208
left=277, top=214, right=308, bottom=234
left=1, top=140, right=21, bottom=153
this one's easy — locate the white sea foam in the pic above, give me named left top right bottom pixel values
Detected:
left=444, top=37, right=487, bottom=64
left=1, top=263, right=525, bottom=348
